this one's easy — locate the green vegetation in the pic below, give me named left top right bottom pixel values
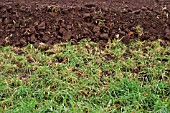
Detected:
left=0, top=39, right=169, bottom=113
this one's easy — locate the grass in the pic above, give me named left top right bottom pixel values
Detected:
left=0, top=39, right=169, bottom=113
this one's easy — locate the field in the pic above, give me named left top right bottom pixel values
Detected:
left=0, top=0, right=170, bottom=113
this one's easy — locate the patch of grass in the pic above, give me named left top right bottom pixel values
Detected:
left=0, top=39, right=170, bottom=112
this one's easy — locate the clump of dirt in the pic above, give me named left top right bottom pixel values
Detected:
left=0, top=0, right=169, bottom=47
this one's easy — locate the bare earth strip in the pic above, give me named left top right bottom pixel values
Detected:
left=0, top=0, right=169, bottom=47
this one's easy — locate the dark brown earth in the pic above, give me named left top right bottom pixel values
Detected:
left=0, top=0, right=170, bottom=47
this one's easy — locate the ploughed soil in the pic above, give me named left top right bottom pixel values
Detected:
left=0, top=0, right=170, bottom=47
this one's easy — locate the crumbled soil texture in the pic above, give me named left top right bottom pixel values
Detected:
left=0, top=0, right=170, bottom=47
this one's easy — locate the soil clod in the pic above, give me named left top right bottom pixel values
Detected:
left=0, top=0, right=170, bottom=47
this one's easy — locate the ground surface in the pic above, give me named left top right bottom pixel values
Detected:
left=0, top=0, right=170, bottom=47
left=0, top=1, right=170, bottom=112
left=0, top=40, right=169, bottom=112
